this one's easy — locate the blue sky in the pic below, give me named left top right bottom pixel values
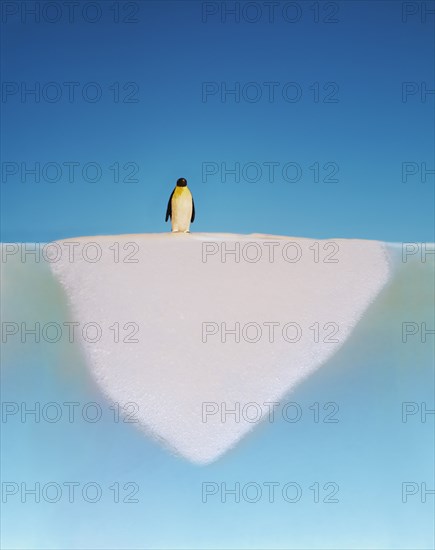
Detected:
left=1, top=0, right=434, bottom=243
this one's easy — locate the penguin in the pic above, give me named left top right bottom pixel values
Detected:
left=165, top=177, right=195, bottom=233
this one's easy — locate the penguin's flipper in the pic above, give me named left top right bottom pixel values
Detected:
left=191, top=198, right=195, bottom=223
left=165, top=190, right=174, bottom=222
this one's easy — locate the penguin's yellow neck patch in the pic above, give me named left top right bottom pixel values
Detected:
left=174, top=186, right=189, bottom=198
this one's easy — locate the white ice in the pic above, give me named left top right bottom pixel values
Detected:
left=49, top=233, right=391, bottom=464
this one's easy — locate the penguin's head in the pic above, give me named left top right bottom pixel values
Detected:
left=176, top=178, right=187, bottom=187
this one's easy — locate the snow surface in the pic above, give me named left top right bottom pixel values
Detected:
left=49, top=233, right=391, bottom=464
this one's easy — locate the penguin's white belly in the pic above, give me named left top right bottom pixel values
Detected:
left=171, top=193, right=192, bottom=233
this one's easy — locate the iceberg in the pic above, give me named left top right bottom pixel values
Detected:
left=50, top=233, right=395, bottom=464
left=2, top=233, right=394, bottom=463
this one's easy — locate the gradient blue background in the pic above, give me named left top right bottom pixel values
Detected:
left=1, top=1, right=435, bottom=549
left=1, top=0, right=434, bottom=243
